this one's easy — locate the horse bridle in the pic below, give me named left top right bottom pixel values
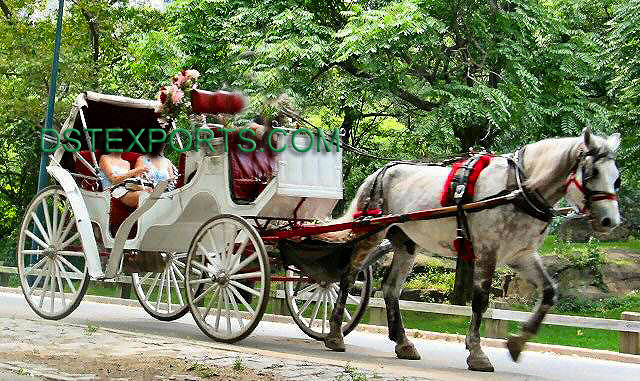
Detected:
left=564, top=146, right=619, bottom=214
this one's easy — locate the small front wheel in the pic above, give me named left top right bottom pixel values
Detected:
left=132, top=252, right=190, bottom=321
left=17, top=186, right=89, bottom=320
left=185, top=214, right=270, bottom=343
left=285, top=266, right=372, bottom=340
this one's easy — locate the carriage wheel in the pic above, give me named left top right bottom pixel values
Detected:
left=185, top=214, right=270, bottom=343
left=17, top=186, right=89, bottom=320
left=131, top=252, right=190, bottom=321
left=284, top=266, right=372, bottom=341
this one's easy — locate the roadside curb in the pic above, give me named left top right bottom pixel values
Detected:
left=2, top=287, right=638, bottom=365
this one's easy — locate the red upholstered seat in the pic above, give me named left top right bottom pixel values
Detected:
left=214, top=129, right=278, bottom=202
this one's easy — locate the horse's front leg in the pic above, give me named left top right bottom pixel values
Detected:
left=324, top=269, right=357, bottom=352
left=466, top=253, right=496, bottom=372
left=506, top=253, right=557, bottom=361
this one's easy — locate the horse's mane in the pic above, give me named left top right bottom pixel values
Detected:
left=522, top=137, right=583, bottom=192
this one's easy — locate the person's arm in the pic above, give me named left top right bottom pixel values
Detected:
left=100, top=156, right=147, bottom=185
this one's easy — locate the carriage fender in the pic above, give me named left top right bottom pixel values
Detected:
left=47, top=165, right=105, bottom=279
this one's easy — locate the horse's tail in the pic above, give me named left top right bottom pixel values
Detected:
left=333, top=166, right=387, bottom=223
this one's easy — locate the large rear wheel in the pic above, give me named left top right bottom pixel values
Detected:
left=17, top=186, right=89, bottom=320
left=185, top=214, right=270, bottom=343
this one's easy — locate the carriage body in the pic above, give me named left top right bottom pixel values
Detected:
left=18, top=90, right=370, bottom=342
left=50, top=91, right=342, bottom=255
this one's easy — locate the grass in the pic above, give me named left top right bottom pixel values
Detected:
left=539, top=235, right=640, bottom=255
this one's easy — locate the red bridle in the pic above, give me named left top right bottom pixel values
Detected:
left=564, top=169, right=618, bottom=214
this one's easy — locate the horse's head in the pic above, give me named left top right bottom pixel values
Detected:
left=565, top=127, right=621, bottom=232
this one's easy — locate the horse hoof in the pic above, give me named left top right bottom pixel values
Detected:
left=466, top=353, right=494, bottom=372
left=395, top=342, right=421, bottom=360
left=506, top=334, right=525, bottom=362
left=324, top=336, right=345, bottom=352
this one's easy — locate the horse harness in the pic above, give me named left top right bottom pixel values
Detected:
left=355, top=144, right=619, bottom=263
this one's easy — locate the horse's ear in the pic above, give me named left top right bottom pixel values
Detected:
left=608, top=133, right=621, bottom=152
left=582, top=126, right=592, bottom=148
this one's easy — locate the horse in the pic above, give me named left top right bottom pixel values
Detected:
left=321, top=127, right=621, bottom=372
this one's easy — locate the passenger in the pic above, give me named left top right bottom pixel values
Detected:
left=98, top=133, right=150, bottom=208
left=135, top=140, right=178, bottom=192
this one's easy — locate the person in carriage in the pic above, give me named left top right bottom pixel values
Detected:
left=134, top=139, right=178, bottom=192
left=98, top=130, right=151, bottom=208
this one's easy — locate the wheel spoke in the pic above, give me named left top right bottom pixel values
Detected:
left=55, top=200, right=70, bottom=241
left=146, top=273, right=162, bottom=298
left=52, top=193, right=59, bottom=242
left=38, top=271, right=51, bottom=308
left=203, top=286, right=220, bottom=318
left=229, top=285, right=255, bottom=316
left=192, top=283, right=216, bottom=306
left=139, top=272, right=153, bottom=285
left=57, top=258, right=77, bottom=294
left=30, top=212, right=50, bottom=244
left=190, top=259, right=214, bottom=276
left=48, top=262, right=55, bottom=314
left=54, top=260, right=67, bottom=309
left=165, top=267, right=172, bottom=313
left=226, top=288, right=244, bottom=330
left=57, top=217, right=75, bottom=246
left=155, top=270, right=166, bottom=311
left=223, top=289, right=232, bottom=334
left=309, top=290, right=323, bottom=328
left=228, top=280, right=260, bottom=296
left=169, top=266, right=184, bottom=306
left=57, top=255, right=83, bottom=277
left=171, top=262, right=185, bottom=281
left=294, top=283, right=319, bottom=297
left=214, top=288, right=223, bottom=331
left=26, top=270, right=43, bottom=297
left=230, top=252, right=257, bottom=275
left=57, top=251, right=84, bottom=257
left=229, top=233, right=249, bottom=271
left=322, top=290, right=329, bottom=334
left=189, top=277, right=215, bottom=285
left=41, top=199, right=54, bottom=243
left=21, top=249, right=45, bottom=255
left=25, top=256, right=48, bottom=276
left=59, top=232, right=80, bottom=251
left=297, top=286, right=321, bottom=318
left=229, top=271, right=261, bottom=281
left=25, top=230, right=48, bottom=250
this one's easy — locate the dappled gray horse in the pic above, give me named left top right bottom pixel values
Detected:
left=322, top=128, right=621, bottom=371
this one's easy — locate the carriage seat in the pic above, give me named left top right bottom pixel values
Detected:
left=212, top=128, right=277, bottom=203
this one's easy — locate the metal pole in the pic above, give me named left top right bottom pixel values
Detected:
left=30, top=1, right=64, bottom=283
left=37, top=0, right=65, bottom=192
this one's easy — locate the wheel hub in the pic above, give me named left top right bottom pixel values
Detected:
left=44, top=246, right=56, bottom=258
left=217, top=271, right=229, bottom=285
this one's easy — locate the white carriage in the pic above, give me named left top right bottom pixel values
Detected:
left=17, top=91, right=372, bottom=342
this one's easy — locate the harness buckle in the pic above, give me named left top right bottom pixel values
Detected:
left=454, top=184, right=466, bottom=200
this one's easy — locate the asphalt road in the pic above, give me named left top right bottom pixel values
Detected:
left=1, top=291, right=638, bottom=381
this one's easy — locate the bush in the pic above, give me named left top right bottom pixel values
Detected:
left=0, top=235, right=16, bottom=267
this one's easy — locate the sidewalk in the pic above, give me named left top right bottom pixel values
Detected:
left=0, top=317, right=423, bottom=381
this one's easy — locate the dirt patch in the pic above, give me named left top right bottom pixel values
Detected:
left=0, top=352, right=280, bottom=380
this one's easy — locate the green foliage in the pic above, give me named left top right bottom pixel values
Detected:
left=404, top=263, right=455, bottom=301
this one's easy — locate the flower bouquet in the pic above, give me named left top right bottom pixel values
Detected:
left=156, top=69, right=200, bottom=122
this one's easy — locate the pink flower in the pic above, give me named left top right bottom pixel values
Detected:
left=171, top=86, right=184, bottom=104
left=156, top=86, right=168, bottom=103
left=175, top=73, right=187, bottom=86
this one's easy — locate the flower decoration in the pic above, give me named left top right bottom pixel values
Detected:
left=156, top=69, right=200, bottom=121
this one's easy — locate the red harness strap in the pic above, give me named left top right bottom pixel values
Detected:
left=564, top=172, right=618, bottom=213
left=441, top=155, right=494, bottom=207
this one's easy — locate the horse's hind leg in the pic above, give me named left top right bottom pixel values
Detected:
left=385, top=228, right=420, bottom=360
left=506, top=252, right=557, bottom=361
left=324, top=270, right=357, bottom=352
left=465, top=252, right=496, bottom=372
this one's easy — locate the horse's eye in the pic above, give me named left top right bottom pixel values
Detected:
left=614, top=177, right=621, bottom=192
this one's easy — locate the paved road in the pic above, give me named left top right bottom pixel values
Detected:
left=1, top=291, right=638, bottom=381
